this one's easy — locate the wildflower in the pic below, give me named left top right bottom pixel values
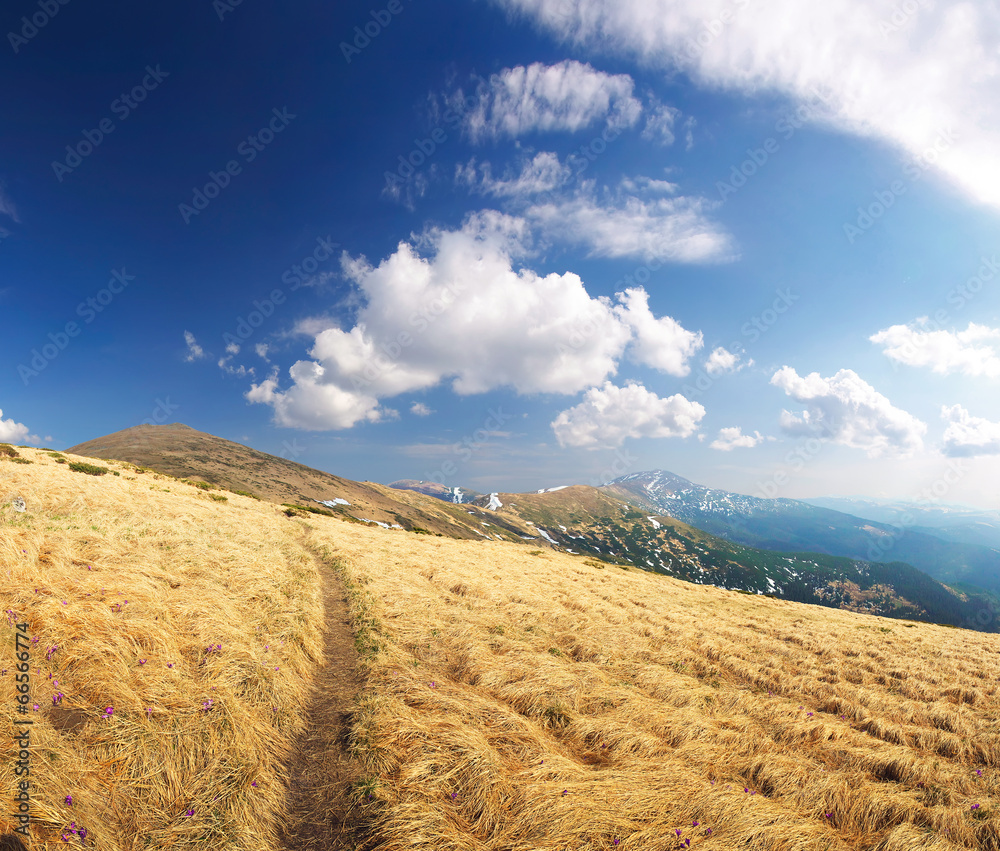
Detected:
left=972, top=803, right=981, bottom=810
left=251, top=781, right=258, bottom=788
left=675, top=828, right=682, bottom=837
left=977, top=769, right=983, bottom=776
left=33, top=704, right=38, bottom=711
left=562, top=790, right=568, bottom=796
left=807, top=712, right=813, bottom=717
left=451, top=792, right=457, bottom=799
left=613, top=840, right=619, bottom=846
left=167, top=663, right=173, bottom=668
left=692, top=821, right=699, bottom=827
left=185, top=809, right=194, bottom=816
left=139, top=659, right=146, bottom=665
left=103, top=706, right=113, bottom=717
left=825, top=812, right=832, bottom=818
left=79, top=828, right=87, bottom=841
left=65, top=795, right=72, bottom=805
left=705, top=828, right=712, bottom=835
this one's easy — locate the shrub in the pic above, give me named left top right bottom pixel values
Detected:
left=282, top=503, right=334, bottom=517
left=68, top=462, right=108, bottom=476
left=11, top=458, right=32, bottom=465
left=228, top=488, right=260, bottom=500
left=0, top=444, right=18, bottom=458
left=209, top=494, right=228, bottom=502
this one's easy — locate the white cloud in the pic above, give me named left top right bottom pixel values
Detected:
left=870, top=321, right=1000, bottom=377
left=456, top=152, right=571, bottom=197
left=459, top=60, right=643, bottom=142
left=771, top=366, right=926, bottom=457
left=218, top=356, right=253, bottom=377
left=641, top=101, right=681, bottom=145
left=614, top=288, right=702, bottom=376
left=704, top=345, right=753, bottom=375
left=0, top=409, right=39, bottom=444
left=183, top=331, right=205, bottom=362
left=255, top=343, right=270, bottom=360
left=494, top=0, right=1000, bottom=210
left=246, top=211, right=702, bottom=430
left=551, top=380, right=705, bottom=447
left=941, top=404, right=1000, bottom=457
left=710, top=425, right=764, bottom=451
left=411, top=402, right=433, bottom=416
left=525, top=180, right=734, bottom=263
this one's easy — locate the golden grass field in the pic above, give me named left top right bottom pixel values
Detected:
left=4, top=445, right=1000, bottom=849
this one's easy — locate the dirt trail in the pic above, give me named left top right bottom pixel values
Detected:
left=276, top=548, right=366, bottom=851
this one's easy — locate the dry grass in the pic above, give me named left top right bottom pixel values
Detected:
left=309, top=524, right=1000, bottom=850
left=1, top=448, right=327, bottom=849
left=5, top=446, right=1000, bottom=849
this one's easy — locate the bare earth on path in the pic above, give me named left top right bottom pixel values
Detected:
left=277, top=549, right=366, bottom=851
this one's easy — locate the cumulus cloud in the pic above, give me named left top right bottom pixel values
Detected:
left=614, top=288, right=702, bottom=375
left=525, top=180, right=734, bottom=262
left=551, top=381, right=705, bottom=448
left=459, top=59, right=643, bottom=142
left=456, top=152, right=572, bottom=198
left=246, top=211, right=703, bottom=430
left=710, top=426, right=764, bottom=451
left=183, top=331, right=205, bottom=362
left=0, top=409, right=38, bottom=444
left=411, top=402, right=433, bottom=416
left=771, top=366, right=926, bottom=457
left=941, top=404, right=1000, bottom=457
left=704, top=345, right=753, bottom=375
left=870, top=321, right=1000, bottom=378
left=494, top=0, right=1000, bottom=210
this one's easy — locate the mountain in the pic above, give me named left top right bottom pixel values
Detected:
left=803, top=495, right=1000, bottom=551
left=65, top=424, right=537, bottom=542
left=65, top=427, right=998, bottom=630
left=466, top=487, right=998, bottom=631
left=602, top=470, right=1000, bottom=595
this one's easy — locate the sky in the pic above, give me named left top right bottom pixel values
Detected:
left=2, top=0, right=1000, bottom=507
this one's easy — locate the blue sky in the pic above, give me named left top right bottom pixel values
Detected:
left=3, top=0, right=1000, bottom=507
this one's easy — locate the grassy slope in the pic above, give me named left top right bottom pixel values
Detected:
left=0, top=447, right=327, bottom=849
left=65, top=424, right=537, bottom=543
left=311, top=517, right=1000, bottom=851
left=6, top=446, right=1000, bottom=849
left=489, top=488, right=995, bottom=630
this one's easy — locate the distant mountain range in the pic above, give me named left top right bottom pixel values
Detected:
left=65, top=426, right=1000, bottom=632
left=802, top=496, right=1000, bottom=551
left=601, top=471, right=1000, bottom=595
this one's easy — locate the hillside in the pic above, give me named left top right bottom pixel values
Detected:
left=65, top=426, right=997, bottom=631
left=66, top=424, right=537, bottom=543
left=4, top=443, right=1000, bottom=849
left=468, top=486, right=998, bottom=631
left=603, top=470, right=1000, bottom=596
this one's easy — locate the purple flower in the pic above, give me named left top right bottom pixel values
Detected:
left=185, top=808, right=194, bottom=816
left=251, top=781, right=258, bottom=787
left=972, top=803, right=981, bottom=810
left=692, top=821, right=699, bottom=827
left=562, top=790, right=568, bottom=796
left=139, top=659, right=146, bottom=665
left=167, top=663, right=173, bottom=668
left=79, top=828, right=87, bottom=841
left=977, top=769, right=983, bottom=776
left=451, top=792, right=457, bottom=799
left=705, top=828, right=712, bottom=835
left=65, top=795, right=72, bottom=805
